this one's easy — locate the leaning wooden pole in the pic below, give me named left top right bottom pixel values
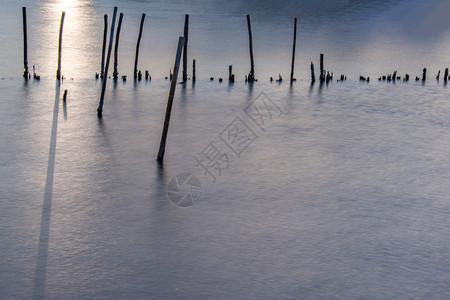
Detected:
left=290, top=17, right=297, bottom=82
left=56, top=11, right=66, bottom=80
left=97, top=7, right=118, bottom=118
left=113, top=12, right=123, bottom=80
left=182, top=14, right=189, bottom=82
left=157, top=36, right=185, bottom=162
left=22, top=7, right=29, bottom=80
left=246, top=14, right=255, bottom=82
left=101, top=14, right=108, bottom=79
left=134, top=13, right=146, bottom=80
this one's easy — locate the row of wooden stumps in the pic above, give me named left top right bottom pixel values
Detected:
left=373, top=68, right=449, bottom=83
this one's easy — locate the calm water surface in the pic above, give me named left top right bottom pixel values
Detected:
left=1, top=0, right=449, bottom=299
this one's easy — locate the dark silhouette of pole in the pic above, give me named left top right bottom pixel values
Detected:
left=113, top=12, right=123, bottom=80
left=247, top=14, right=255, bottom=82
left=320, top=53, right=324, bottom=82
left=97, top=7, right=118, bottom=118
left=290, top=18, right=297, bottom=82
left=56, top=11, right=66, bottom=80
left=22, top=7, right=29, bottom=80
left=310, top=62, right=315, bottom=83
left=182, top=14, right=189, bottom=82
left=157, top=36, right=184, bottom=162
left=192, top=59, right=196, bottom=83
left=101, top=14, right=108, bottom=79
left=134, top=13, right=146, bottom=80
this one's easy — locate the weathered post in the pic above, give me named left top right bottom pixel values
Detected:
left=113, top=12, right=123, bottom=80
left=246, top=14, right=255, bottom=82
left=134, top=13, right=146, bottom=80
left=157, top=36, right=184, bottom=162
left=97, top=7, right=118, bottom=118
left=290, top=18, right=297, bottom=82
left=56, top=11, right=66, bottom=80
left=63, top=89, right=68, bottom=102
left=192, top=59, right=196, bottom=83
left=319, top=53, right=324, bottom=82
left=182, top=14, right=189, bottom=83
left=229, top=65, right=235, bottom=82
left=310, top=62, right=315, bottom=83
left=444, top=68, right=448, bottom=83
left=422, top=67, right=427, bottom=81
left=101, top=14, right=108, bottom=79
left=22, top=7, right=29, bottom=80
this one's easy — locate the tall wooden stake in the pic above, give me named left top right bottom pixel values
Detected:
left=157, top=36, right=185, bottom=162
left=97, top=7, right=118, bottom=118
left=134, top=13, right=146, bottom=80
left=22, top=7, right=29, bottom=80
left=56, top=11, right=66, bottom=80
left=113, top=12, right=123, bottom=80
left=319, top=53, right=324, bottom=82
left=247, top=14, right=255, bottom=82
left=290, top=18, right=297, bottom=82
left=182, top=14, right=189, bottom=82
left=101, top=14, right=108, bottom=79
left=192, top=59, right=196, bottom=83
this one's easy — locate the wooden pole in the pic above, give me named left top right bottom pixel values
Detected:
left=319, top=53, right=324, bottom=82
left=422, top=67, right=427, bottom=81
left=192, top=59, right=196, bottom=83
left=182, top=14, right=189, bottom=82
left=444, top=68, right=448, bottom=83
left=113, top=12, right=123, bottom=80
left=97, top=7, right=118, bottom=118
left=134, top=13, right=146, bottom=80
left=101, top=14, right=108, bottom=79
left=56, top=11, right=66, bottom=80
left=247, top=14, right=255, bottom=82
left=157, top=36, right=184, bottom=162
left=229, top=65, right=235, bottom=82
left=310, top=62, right=315, bottom=83
left=22, top=7, right=29, bottom=80
left=290, top=18, right=297, bottom=82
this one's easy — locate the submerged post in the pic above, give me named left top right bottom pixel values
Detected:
left=229, top=65, right=235, bottom=82
left=134, top=13, right=146, bottom=80
left=290, top=17, right=297, bottom=82
left=310, top=62, right=315, bottom=83
left=101, top=14, right=108, bottom=79
left=157, top=36, right=185, bottom=162
left=56, top=11, right=66, bottom=80
left=182, top=14, right=189, bottom=83
left=422, top=67, right=427, bottom=81
left=319, top=53, right=324, bottom=82
left=22, top=7, right=29, bottom=80
left=444, top=68, right=448, bottom=83
left=192, top=59, right=196, bottom=83
left=97, top=7, right=118, bottom=118
left=113, top=12, right=123, bottom=80
left=246, top=14, right=255, bottom=82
